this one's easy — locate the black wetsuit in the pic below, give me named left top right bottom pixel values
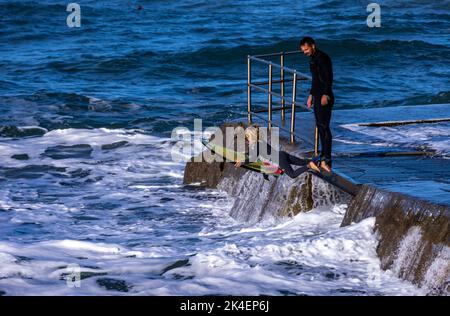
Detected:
left=245, top=141, right=309, bottom=178
left=309, top=49, right=334, bottom=166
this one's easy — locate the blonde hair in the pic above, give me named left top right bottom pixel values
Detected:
left=245, top=125, right=259, bottom=144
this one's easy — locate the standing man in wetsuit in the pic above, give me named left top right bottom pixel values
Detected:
left=300, top=37, right=334, bottom=173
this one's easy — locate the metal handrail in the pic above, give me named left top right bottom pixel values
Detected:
left=249, top=84, right=309, bottom=111
left=252, top=49, right=307, bottom=58
left=251, top=77, right=309, bottom=86
left=248, top=111, right=307, bottom=143
left=252, top=105, right=306, bottom=113
left=247, top=51, right=319, bottom=153
left=248, top=56, right=311, bottom=79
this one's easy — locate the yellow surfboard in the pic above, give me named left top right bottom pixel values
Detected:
left=202, top=139, right=283, bottom=176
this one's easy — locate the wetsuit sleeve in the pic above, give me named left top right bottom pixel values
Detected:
left=256, top=140, right=271, bottom=156
left=243, top=142, right=250, bottom=164
left=319, top=54, right=333, bottom=96
left=265, top=141, right=272, bottom=156
left=245, top=142, right=260, bottom=163
left=257, top=140, right=279, bottom=161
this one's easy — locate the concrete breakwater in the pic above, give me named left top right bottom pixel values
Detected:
left=183, top=125, right=449, bottom=295
left=343, top=185, right=449, bottom=295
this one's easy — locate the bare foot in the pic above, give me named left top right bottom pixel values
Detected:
left=308, top=161, right=321, bottom=172
left=320, top=161, right=331, bottom=173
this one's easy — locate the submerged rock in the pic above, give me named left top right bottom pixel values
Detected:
left=0, top=125, right=47, bottom=138
left=96, top=278, right=131, bottom=292
left=101, top=140, right=129, bottom=150
left=11, top=154, right=29, bottom=160
left=43, top=144, right=93, bottom=160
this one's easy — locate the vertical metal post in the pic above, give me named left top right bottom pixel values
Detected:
left=290, top=72, right=297, bottom=143
left=247, top=56, right=252, bottom=124
left=268, top=63, right=273, bottom=130
left=280, top=52, right=285, bottom=122
left=314, top=126, right=319, bottom=156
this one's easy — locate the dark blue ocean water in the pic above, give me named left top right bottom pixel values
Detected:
left=1, top=0, right=450, bottom=134
left=0, top=0, right=448, bottom=295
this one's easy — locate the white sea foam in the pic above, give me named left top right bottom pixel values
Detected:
left=341, top=122, right=450, bottom=155
left=0, top=128, right=426, bottom=295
